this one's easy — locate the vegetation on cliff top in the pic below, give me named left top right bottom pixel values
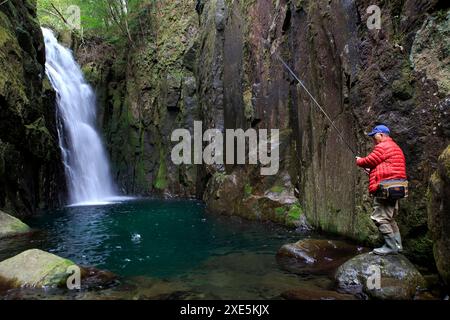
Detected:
left=37, top=0, right=154, bottom=44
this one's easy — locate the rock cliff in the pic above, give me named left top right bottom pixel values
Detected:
left=0, top=0, right=65, bottom=217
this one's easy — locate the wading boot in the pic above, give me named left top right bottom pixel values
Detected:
left=394, top=232, right=403, bottom=253
left=373, top=235, right=399, bottom=256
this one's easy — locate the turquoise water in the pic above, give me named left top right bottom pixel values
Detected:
left=22, top=199, right=299, bottom=279
left=0, top=199, right=345, bottom=299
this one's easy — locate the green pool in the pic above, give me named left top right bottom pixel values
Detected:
left=0, top=199, right=335, bottom=300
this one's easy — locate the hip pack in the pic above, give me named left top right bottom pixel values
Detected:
left=377, top=179, right=409, bottom=200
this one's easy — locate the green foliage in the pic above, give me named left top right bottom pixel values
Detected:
left=37, top=0, right=154, bottom=44
left=275, top=207, right=286, bottom=216
left=244, top=183, right=252, bottom=197
left=287, top=203, right=303, bottom=221
left=154, top=149, right=168, bottom=190
left=270, top=185, right=284, bottom=193
left=213, top=172, right=228, bottom=184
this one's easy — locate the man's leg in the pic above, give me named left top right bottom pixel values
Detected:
left=371, top=197, right=396, bottom=234
left=391, top=201, right=403, bottom=252
left=390, top=201, right=399, bottom=233
left=371, top=197, right=398, bottom=255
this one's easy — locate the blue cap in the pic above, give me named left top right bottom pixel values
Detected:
left=368, top=125, right=390, bottom=137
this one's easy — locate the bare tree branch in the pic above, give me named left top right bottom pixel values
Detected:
left=50, top=2, right=68, bottom=24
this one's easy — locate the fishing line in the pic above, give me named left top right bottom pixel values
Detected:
left=228, top=2, right=359, bottom=158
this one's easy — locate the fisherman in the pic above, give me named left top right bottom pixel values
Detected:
left=356, top=125, right=407, bottom=255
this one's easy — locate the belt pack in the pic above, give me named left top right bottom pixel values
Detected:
left=377, top=179, right=409, bottom=200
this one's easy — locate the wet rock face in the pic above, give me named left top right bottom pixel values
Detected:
left=0, top=211, right=31, bottom=239
left=276, top=239, right=366, bottom=276
left=198, top=1, right=450, bottom=264
left=428, top=145, right=450, bottom=288
left=198, top=0, right=450, bottom=249
left=411, top=11, right=450, bottom=97
left=335, top=253, right=426, bottom=300
left=0, top=0, right=65, bottom=216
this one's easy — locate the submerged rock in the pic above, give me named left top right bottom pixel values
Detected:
left=335, top=253, right=426, bottom=300
left=80, top=267, right=118, bottom=290
left=0, top=249, right=75, bottom=288
left=276, top=239, right=366, bottom=276
left=0, top=211, right=31, bottom=239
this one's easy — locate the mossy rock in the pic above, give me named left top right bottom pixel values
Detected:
left=244, top=183, right=253, bottom=197
left=392, top=78, right=414, bottom=100
left=335, top=253, right=426, bottom=300
left=427, top=145, right=450, bottom=287
left=0, top=210, right=31, bottom=239
left=286, top=203, right=303, bottom=223
left=0, top=249, right=76, bottom=288
left=410, top=10, right=450, bottom=96
left=439, top=144, right=450, bottom=179
left=270, top=185, right=284, bottom=193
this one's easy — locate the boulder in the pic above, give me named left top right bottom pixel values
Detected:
left=0, top=211, right=31, bottom=239
left=335, top=253, right=426, bottom=300
left=0, top=249, right=75, bottom=288
left=276, top=239, right=366, bottom=276
left=428, top=145, right=450, bottom=287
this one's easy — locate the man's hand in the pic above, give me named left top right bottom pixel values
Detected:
left=356, top=157, right=370, bottom=175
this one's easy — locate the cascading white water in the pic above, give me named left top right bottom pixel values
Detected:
left=42, top=28, right=121, bottom=206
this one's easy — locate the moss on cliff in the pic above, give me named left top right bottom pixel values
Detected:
left=75, top=1, right=200, bottom=196
left=428, top=145, right=450, bottom=286
left=155, top=149, right=168, bottom=190
left=0, top=0, right=64, bottom=216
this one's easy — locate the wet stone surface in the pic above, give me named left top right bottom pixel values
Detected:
left=276, top=239, right=368, bottom=276
left=335, top=253, right=427, bottom=300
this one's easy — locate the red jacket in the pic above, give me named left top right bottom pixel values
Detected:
left=356, top=137, right=407, bottom=194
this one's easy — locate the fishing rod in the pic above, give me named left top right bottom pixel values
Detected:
left=272, top=47, right=372, bottom=175
left=228, top=5, right=366, bottom=156
left=271, top=51, right=358, bottom=157
left=270, top=48, right=371, bottom=174
left=228, top=5, right=369, bottom=174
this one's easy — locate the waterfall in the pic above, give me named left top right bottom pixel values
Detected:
left=42, top=28, right=122, bottom=206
